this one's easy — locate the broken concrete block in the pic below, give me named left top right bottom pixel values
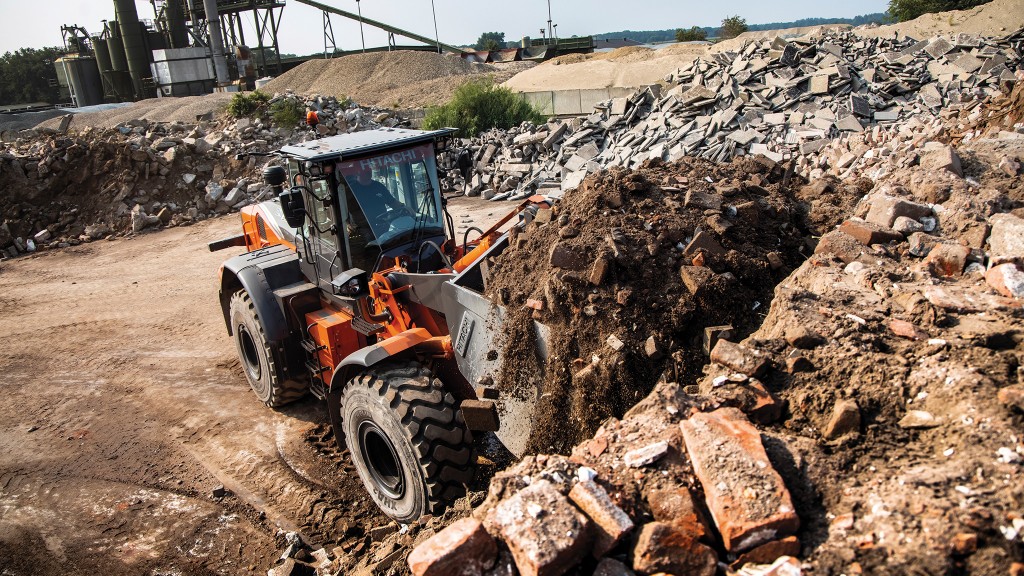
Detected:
left=823, top=399, right=860, bottom=439
left=710, top=339, right=769, bottom=378
left=988, top=213, right=1024, bottom=264
left=631, top=522, right=717, bottom=576
left=549, top=242, right=587, bottom=270
left=680, top=408, right=800, bottom=552
left=865, top=195, right=932, bottom=228
left=924, top=243, right=971, bottom=277
left=644, top=335, right=663, bottom=360
left=985, top=263, right=1024, bottom=299
left=623, top=441, right=670, bottom=468
left=568, top=480, right=634, bottom=557
left=683, top=231, right=726, bottom=258
left=920, top=146, right=963, bottom=177
left=407, top=518, right=498, bottom=576
left=839, top=219, right=903, bottom=246
left=590, top=256, right=611, bottom=286
left=488, top=480, right=591, bottom=576
left=593, top=557, right=634, bottom=576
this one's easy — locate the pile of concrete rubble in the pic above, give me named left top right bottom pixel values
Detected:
left=0, top=95, right=403, bottom=259
left=451, top=29, right=1022, bottom=201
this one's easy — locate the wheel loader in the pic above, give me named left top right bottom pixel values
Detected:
left=209, top=128, right=552, bottom=523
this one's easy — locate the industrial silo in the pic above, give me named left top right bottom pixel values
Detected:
left=114, top=0, right=153, bottom=99
left=54, top=56, right=105, bottom=107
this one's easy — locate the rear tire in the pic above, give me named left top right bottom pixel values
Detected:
left=337, top=361, right=474, bottom=523
left=228, top=289, right=306, bottom=407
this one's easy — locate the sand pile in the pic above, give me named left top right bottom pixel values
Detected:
left=262, top=51, right=532, bottom=109
left=502, top=46, right=706, bottom=92
left=485, top=155, right=818, bottom=453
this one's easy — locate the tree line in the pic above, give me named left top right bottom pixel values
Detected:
left=0, top=47, right=64, bottom=107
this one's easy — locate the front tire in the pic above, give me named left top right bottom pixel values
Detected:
left=228, top=289, right=306, bottom=407
left=337, top=361, right=474, bottom=523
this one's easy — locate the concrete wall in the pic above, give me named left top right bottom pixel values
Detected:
left=521, top=87, right=637, bottom=117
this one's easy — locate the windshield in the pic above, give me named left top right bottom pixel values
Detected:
left=337, top=143, right=444, bottom=248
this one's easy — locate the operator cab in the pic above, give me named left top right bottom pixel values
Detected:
left=273, top=128, right=459, bottom=301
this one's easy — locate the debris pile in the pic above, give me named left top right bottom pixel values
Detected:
left=446, top=29, right=1022, bottom=201
left=0, top=95, right=399, bottom=259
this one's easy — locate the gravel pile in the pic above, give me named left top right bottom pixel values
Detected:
left=262, top=51, right=530, bottom=109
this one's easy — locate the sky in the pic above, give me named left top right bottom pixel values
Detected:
left=0, top=0, right=890, bottom=56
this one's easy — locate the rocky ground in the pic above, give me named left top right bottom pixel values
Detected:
left=1, top=9, right=1023, bottom=576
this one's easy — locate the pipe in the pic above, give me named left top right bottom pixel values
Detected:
left=114, top=0, right=150, bottom=99
left=202, top=0, right=231, bottom=84
left=165, top=0, right=189, bottom=48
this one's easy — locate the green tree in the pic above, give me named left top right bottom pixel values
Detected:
left=0, top=47, right=65, bottom=106
left=887, top=0, right=992, bottom=22
left=719, top=15, right=749, bottom=40
left=423, top=79, right=543, bottom=137
left=474, top=32, right=505, bottom=51
left=675, top=27, right=708, bottom=42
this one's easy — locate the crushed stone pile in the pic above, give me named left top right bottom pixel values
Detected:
left=261, top=50, right=533, bottom=109
left=443, top=29, right=1023, bottom=202
left=0, top=95, right=401, bottom=258
left=484, top=155, right=814, bottom=454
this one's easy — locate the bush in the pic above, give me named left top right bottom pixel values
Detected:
left=270, top=98, right=304, bottom=128
left=226, top=90, right=269, bottom=117
left=719, top=15, right=749, bottom=40
left=887, top=0, right=992, bottom=21
left=423, top=79, right=544, bottom=137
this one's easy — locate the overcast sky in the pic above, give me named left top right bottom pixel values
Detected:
left=0, top=1, right=890, bottom=56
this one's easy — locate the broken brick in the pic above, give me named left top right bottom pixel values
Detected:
left=732, top=536, right=802, bottom=568
left=549, top=242, right=587, bottom=270
left=680, top=265, right=716, bottom=295
left=888, top=319, right=926, bottom=340
left=487, top=480, right=592, bottom=576
left=710, top=339, right=769, bottom=378
left=568, top=480, right=634, bottom=557
left=839, top=219, right=903, bottom=246
left=784, top=326, right=824, bottom=349
left=823, top=399, right=860, bottom=439
left=680, top=408, right=800, bottom=552
left=998, top=384, right=1024, bottom=412
left=631, top=522, right=717, bottom=576
left=593, top=557, right=633, bottom=576
left=985, top=263, right=1024, bottom=298
left=920, top=145, right=963, bottom=177
left=864, top=195, right=932, bottom=228
left=645, top=485, right=711, bottom=542
left=407, top=518, right=497, bottom=576
left=683, top=230, right=726, bottom=258
left=644, top=335, right=663, bottom=359
left=814, top=230, right=865, bottom=264
left=924, top=243, right=971, bottom=277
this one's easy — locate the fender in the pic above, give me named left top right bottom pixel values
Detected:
left=217, top=244, right=302, bottom=343
left=328, top=328, right=442, bottom=392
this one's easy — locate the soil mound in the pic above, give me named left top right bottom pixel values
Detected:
left=486, top=155, right=811, bottom=453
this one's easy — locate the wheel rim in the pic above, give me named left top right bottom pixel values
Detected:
left=238, top=325, right=262, bottom=381
left=358, top=419, right=404, bottom=500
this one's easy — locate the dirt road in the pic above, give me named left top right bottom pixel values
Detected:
left=0, top=197, right=500, bottom=575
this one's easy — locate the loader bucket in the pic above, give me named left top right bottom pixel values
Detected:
left=440, top=234, right=550, bottom=458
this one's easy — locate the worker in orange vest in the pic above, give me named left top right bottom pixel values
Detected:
left=306, top=108, right=320, bottom=137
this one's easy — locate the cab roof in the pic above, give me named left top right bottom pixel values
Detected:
left=277, top=127, right=457, bottom=162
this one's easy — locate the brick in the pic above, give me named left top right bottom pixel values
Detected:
left=813, top=230, right=865, bottom=264
left=683, top=230, right=726, bottom=258
left=985, top=263, right=1024, bottom=298
left=710, top=339, right=768, bottom=378
left=631, top=522, right=717, bottom=576
left=888, top=319, right=926, bottom=340
left=920, top=146, right=963, bottom=177
left=823, top=399, right=860, bottom=439
left=680, top=265, right=716, bottom=295
left=864, top=195, right=932, bottom=228
left=707, top=377, right=785, bottom=425
left=623, top=440, right=669, bottom=468
left=732, top=536, right=802, bottom=568
left=568, top=480, right=634, bottom=557
left=680, top=408, right=800, bottom=552
left=839, top=219, right=903, bottom=246
left=590, top=256, right=611, bottom=285
left=408, top=518, right=497, bottom=576
left=998, top=384, right=1024, bottom=412
left=988, top=213, right=1024, bottom=264
left=487, top=480, right=592, bottom=576
left=549, top=242, right=587, bottom=270
left=645, top=485, right=711, bottom=541
left=924, top=243, right=971, bottom=277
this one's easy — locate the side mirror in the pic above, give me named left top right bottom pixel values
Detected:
left=279, top=187, right=306, bottom=228
left=331, top=268, right=369, bottom=298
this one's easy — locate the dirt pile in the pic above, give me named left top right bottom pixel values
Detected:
left=483, top=154, right=813, bottom=453
left=261, top=50, right=533, bottom=109
left=0, top=95, right=398, bottom=258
